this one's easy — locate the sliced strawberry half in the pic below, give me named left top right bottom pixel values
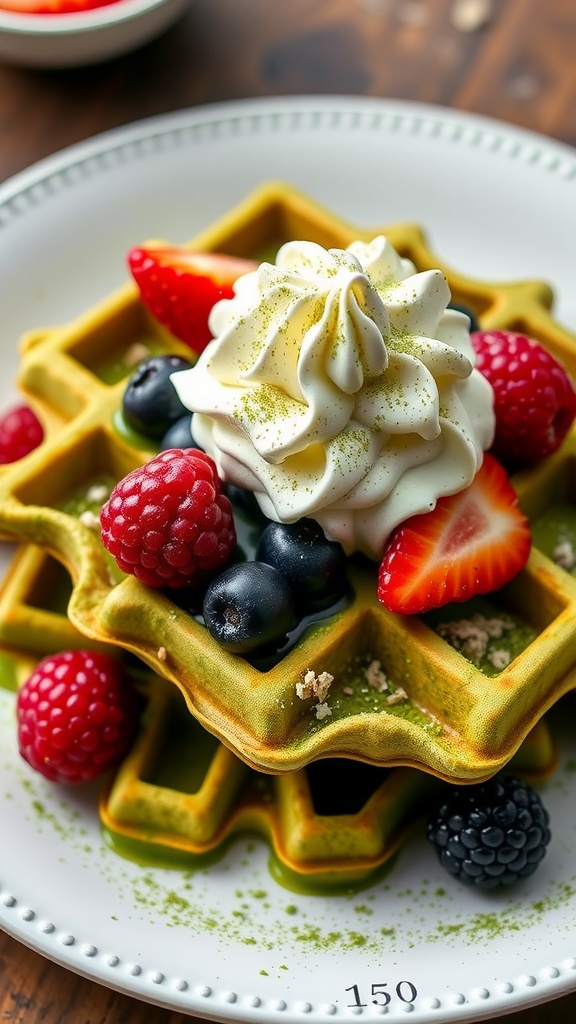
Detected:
left=128, top=247, right=257, bottom=355
left=377, top=454, right=531, bottom=615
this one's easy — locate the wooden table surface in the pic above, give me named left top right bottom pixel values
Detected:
left=1, top=0, right=576, bottom=1021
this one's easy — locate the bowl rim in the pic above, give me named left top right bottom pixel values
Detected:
left=0, top=0, right=180, bottom=35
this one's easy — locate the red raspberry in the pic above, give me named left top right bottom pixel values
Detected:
left=0, top=404, right=43, bottom=464
left=16, top=650, right=141, bottom=784
left=472, top=329, right=576, bottom=465
left=100, top=448, right=236, bottom=589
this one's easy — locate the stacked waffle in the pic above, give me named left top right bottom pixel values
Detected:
left=0, top=182, right=573, bottom=890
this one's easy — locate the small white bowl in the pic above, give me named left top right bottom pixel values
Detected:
left=0, top=0, right=191, bottom=68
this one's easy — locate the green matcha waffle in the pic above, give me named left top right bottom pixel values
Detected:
left=0, top=537, right=558, bottom=891
left=0, top=182, right=575, bottom=782
left=100, top=675, right=556, bottom=892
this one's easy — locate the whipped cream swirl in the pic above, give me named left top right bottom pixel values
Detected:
left=172, top=237, right=495, bottom=560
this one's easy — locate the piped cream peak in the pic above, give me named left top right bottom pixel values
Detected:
left=172, top=236, right=495, bottom=559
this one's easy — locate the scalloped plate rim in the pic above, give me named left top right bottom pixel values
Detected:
left=1, top=96, right=576, bottom=1024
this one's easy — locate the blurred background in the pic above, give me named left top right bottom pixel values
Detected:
left=1, top=0, right=575, bottom=183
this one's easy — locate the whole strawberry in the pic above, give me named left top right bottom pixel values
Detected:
left=471, top=329, right=576, bottom=466
left=0, top=404, right=43, bottom=464
left=100, top=448, right=236, bottom=589
left=16, top=651, right=141, bottom=784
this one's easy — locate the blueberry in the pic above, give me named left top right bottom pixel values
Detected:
left=122, top=355, right=193, bottom=439
left=448, top=302, right=480, bottom=333
left=203, top=561, right=296, bottom=654
left=160, top=413, right=199, bottom=451
left=256, top=518, right=347, bottom=611
left=225, top=483, right=267, bottom=522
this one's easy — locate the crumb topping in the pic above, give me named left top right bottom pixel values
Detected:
left=124, top=341, right=150, bottom=367
left=314, top=702, right=332, bottom=720
left=553, top=538, right=576, bottom=571
left=86, top=483, right=111, bottom=504
left=296, top=659, right=412, bottom=725
left=487, top=648, right=511, bottom=670
left=436, top=612, right=515, bottom=664
left=296, top=669, right=334, bottom=718
left=296, top=669, right=334, bottom=703
left=79, top=509, right=101, bottom=530
left=363, top=659, right=389, bottom=692
left=386, top=687, right=409, bottom=706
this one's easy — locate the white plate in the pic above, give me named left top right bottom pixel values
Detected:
left=1, top=97, right=576, bottom=1024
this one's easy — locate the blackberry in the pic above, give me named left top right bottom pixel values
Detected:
left=427, top=776, right=551, bottom=889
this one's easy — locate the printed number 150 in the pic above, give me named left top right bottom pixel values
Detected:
left=345, top=981, right=418, bottom=1008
